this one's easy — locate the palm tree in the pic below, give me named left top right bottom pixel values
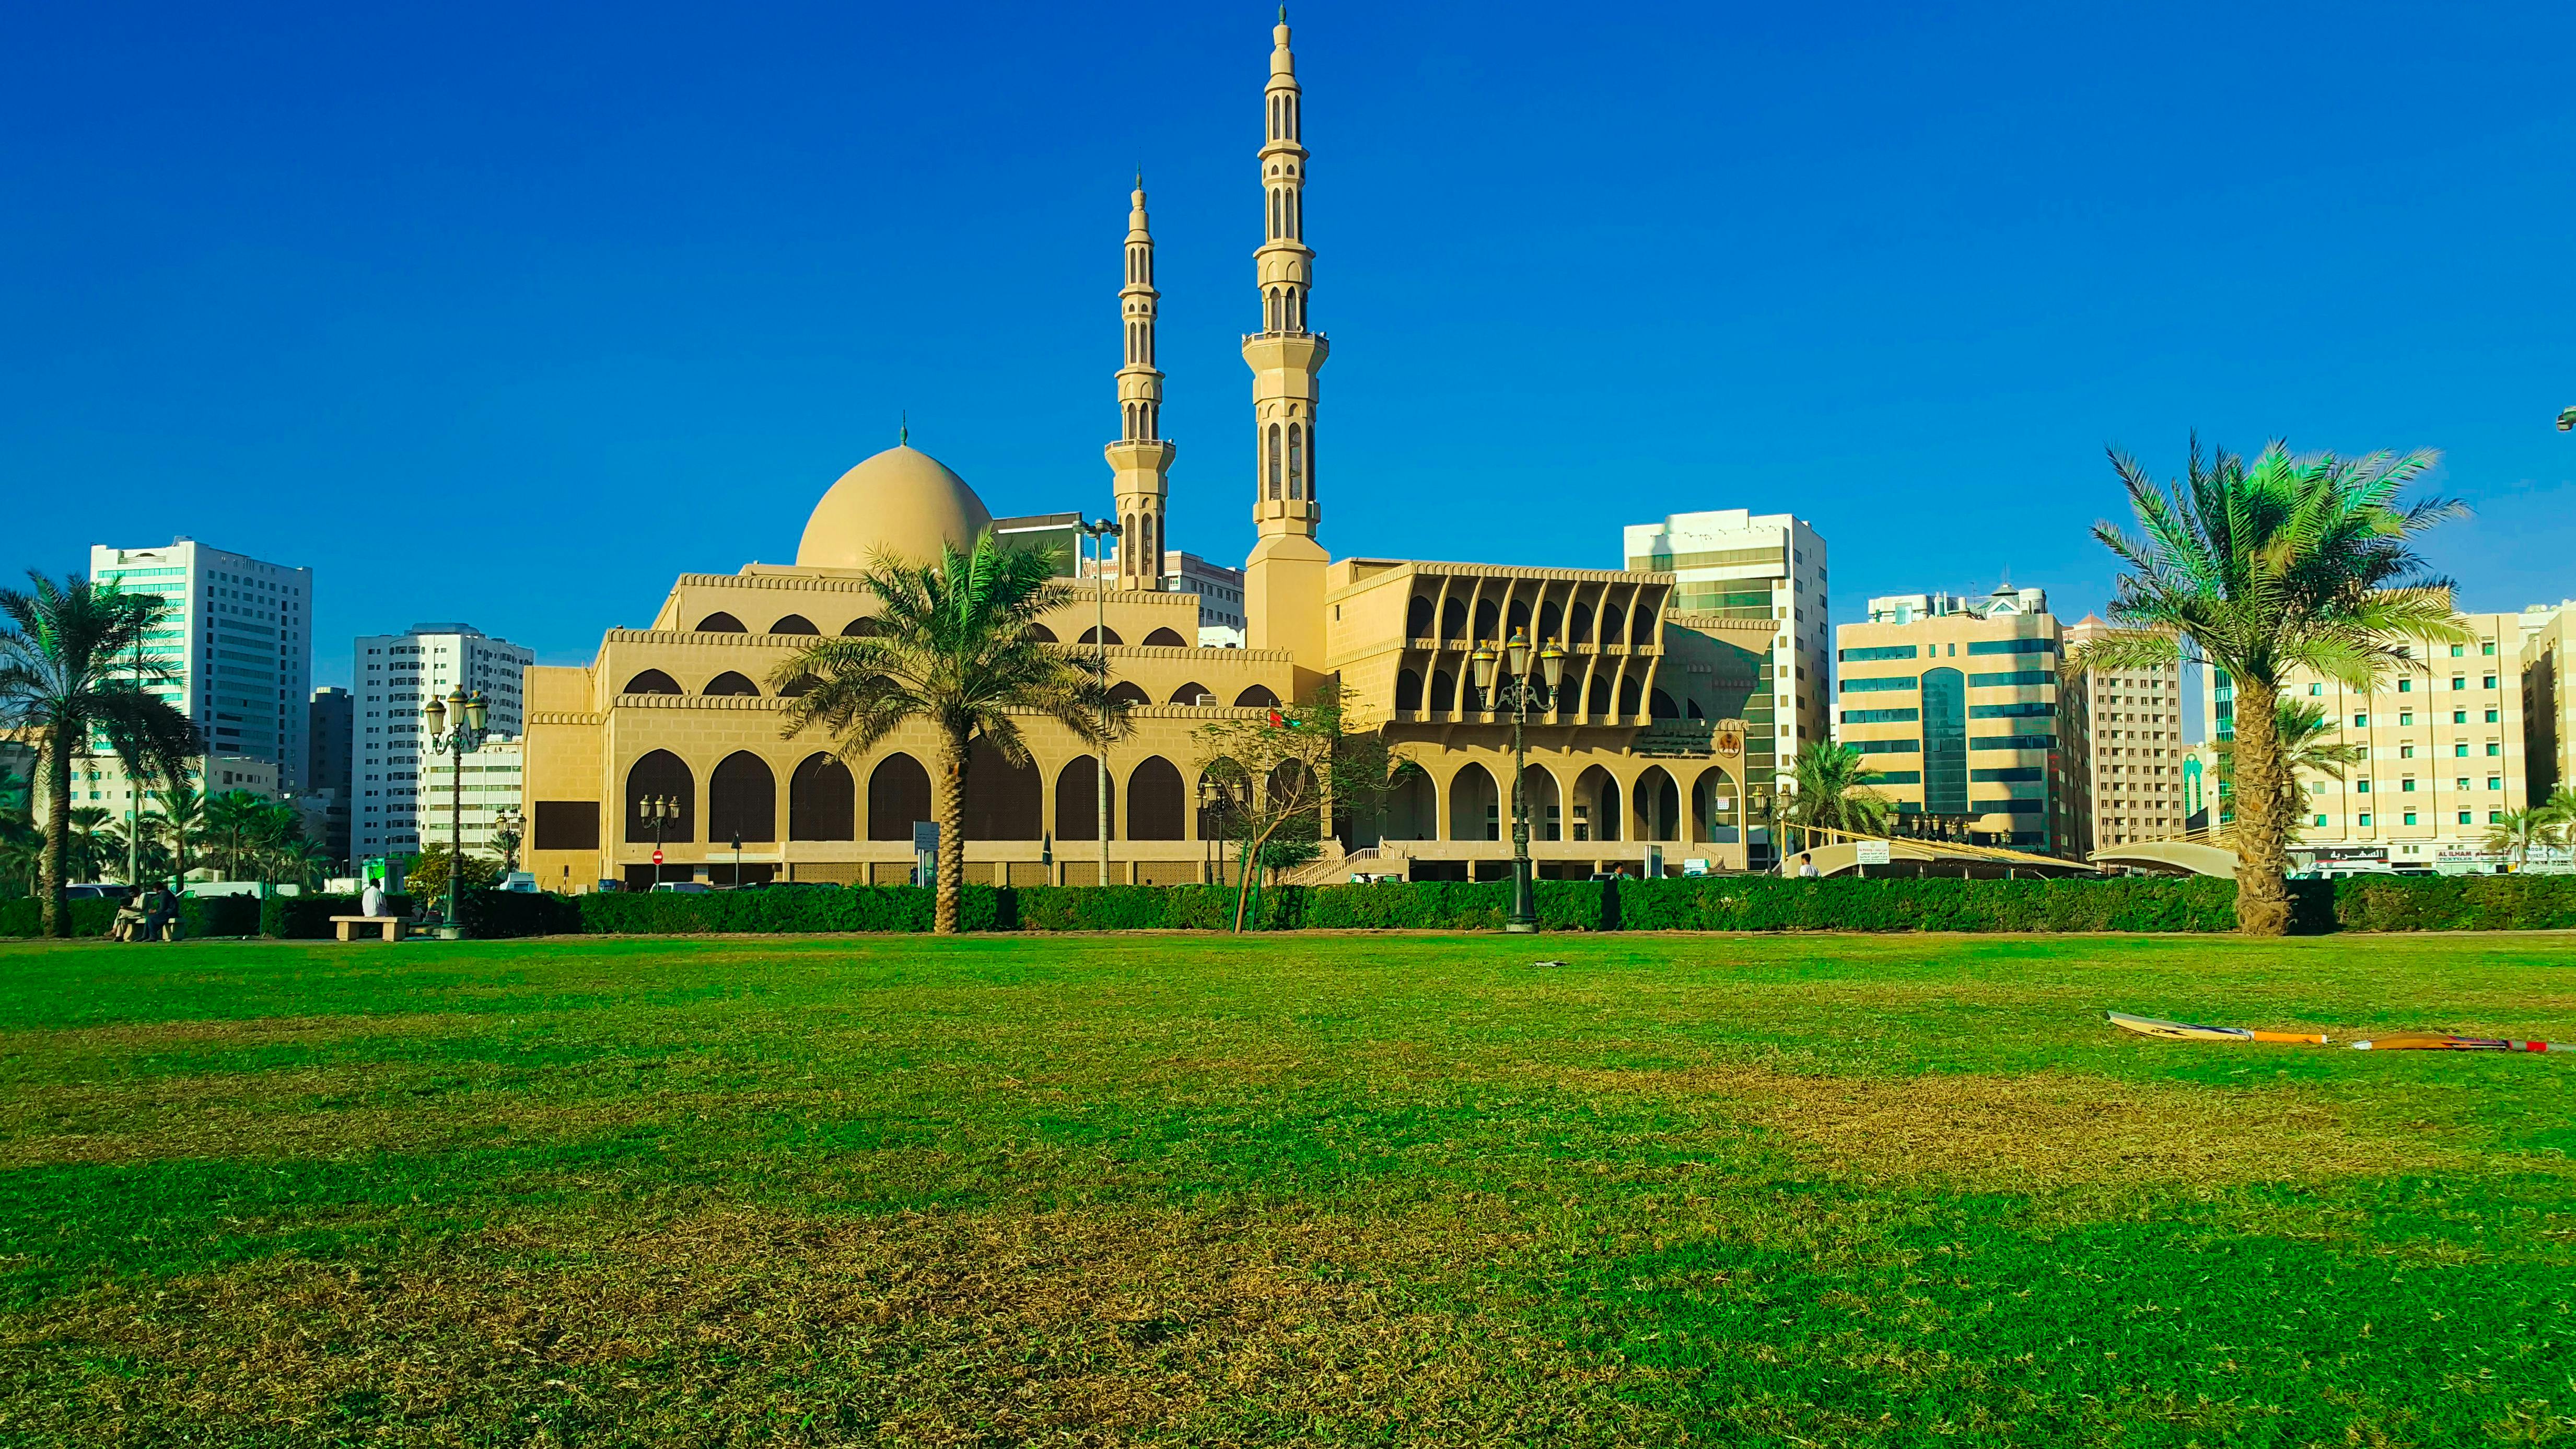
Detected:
left=1779, top=740, right=1893, bottom=854
left=0, top=818, right=39, bottom=898
left=2076, top=440, right=2467, bottom=934
left=64, top=807, right=113, bottom=883
left=143, top=781, right=207, bottom=887
left=204, top=790, right=270, bottom=882
left=2216, top=698, right=2367, bottom=844
left=0, top=572, right=202, bottom=935
left=2486, top=808, right=2548, bottom=870
left=769, top=531, right=1122, bottom=933
left=2537, top=786, right=2576, bottom=861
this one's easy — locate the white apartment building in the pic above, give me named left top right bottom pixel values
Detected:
left=1163, top=551, right=1248, bottom=638
left=354, top=624, right=534, bottom=860
left=2199, top=607, right=2531, bottom=869
left=90, top=538, right=314, bottom=789
left=416, top=735, right=525, bottom=868
left=1623, top=509, right=1831, bottom=794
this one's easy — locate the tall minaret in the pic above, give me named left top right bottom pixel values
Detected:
left=1242, top=7, right=1330, bottom=671
left=1105, top=175, right=1175, bottom=592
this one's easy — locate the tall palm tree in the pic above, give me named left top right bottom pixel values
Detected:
left=2537, top=785, right=2576, bottom=857
left=1779, top=740, right=1893, bottom=854
left=0, top=572, right=202, bottom=934
left=2216, top=697, right=2367, bottom=844
left=769, top=531, right=1122, bottom=933
left=0, top=818, right=39, bottom=898
left=2076, top=440, right=2466, bottom=934
left=64, top=807, right=112, bottom=883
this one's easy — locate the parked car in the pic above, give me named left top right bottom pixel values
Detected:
left=64, top=883, right=132, bottom=901
left=498, top=871, right=539, bottom=894
left=648, top=881, right=714, bottom=894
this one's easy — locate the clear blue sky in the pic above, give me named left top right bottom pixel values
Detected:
left=8, top=1, right=2575, bottom=688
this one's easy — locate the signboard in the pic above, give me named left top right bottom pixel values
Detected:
left=1714, top=719, right=1746, bottom=759
left=651, top=848, right=664, bottom=866
left=1853, top=840, right=1892, bottom=867
left=912, top=822, right=940, bottom=854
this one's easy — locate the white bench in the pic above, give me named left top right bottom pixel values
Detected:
left=330, top=915, right=407, bottom=942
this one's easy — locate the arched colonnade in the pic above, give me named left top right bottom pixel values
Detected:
left=1379, top=757, right=1752, bottom=846
left=620, top=745, right=1211, bottom=846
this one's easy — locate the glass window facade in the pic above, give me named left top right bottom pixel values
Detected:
left=1838, top=644, right=1918, bottom=662
left=1970, top=733, right=2056, bottom=750
left=1840, top=707, right=1919, bottom=724
left=1848, top=739, right=1921, bottom=754
left=1964, top=637, right=2052, bottom=656
left=1968, top=701, right=2056, bottom=719
left=1839, top=675, right=1916, bottom=693
left=1967, top=670, right=2053, bottom=687
left=1921, top=668, right=1967, bottom=813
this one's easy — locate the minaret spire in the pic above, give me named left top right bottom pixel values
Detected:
left=1105, top=175, right=1175, bottom=593
left=1242, top=10, right=1328, bottom=668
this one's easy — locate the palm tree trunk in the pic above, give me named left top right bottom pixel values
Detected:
left=2230, top=682, right=2293, bottom=936
left=39, top=734, right=71, bottom=938
left=935, top=730, right=970, bottom=935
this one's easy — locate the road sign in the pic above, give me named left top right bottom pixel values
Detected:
left=1853, top=840, right=1891, bottom=867
left=912, top=821, right=939, bottom=853
left=651, top=848, right=664, bottom=866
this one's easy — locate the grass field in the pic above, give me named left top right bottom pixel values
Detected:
left=1, top=931, right=2571, bottom=1446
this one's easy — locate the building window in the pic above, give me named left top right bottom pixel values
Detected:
left=2404, top=812, right=2417, bottom=825
left=2452, top=676, right=2465, bottom=690
left=1266, top=424, right=1282, bottom=498
left=2309, top=683, right=2323, bottom=695
left=2482, top=642, right=2496, bottom=656
left=1921, top=668, right=1968, bottom=814
left=2397, top=678, right=2411, bottom=693
left=2358, top=813, right=2372, bottom=826
left=2315, top=814, right=2328, bottom=827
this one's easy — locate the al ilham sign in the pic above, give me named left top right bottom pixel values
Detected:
left=1715, top=719, right=1746, bottom=759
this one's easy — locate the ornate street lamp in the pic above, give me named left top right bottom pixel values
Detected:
left=636, top=793, right=678, bottom=888
left=1079, top=516, right=1123, bottom=886
left=1472, top=629, right=1566, bottom=932
left=421, top=686, right=489, bottom=929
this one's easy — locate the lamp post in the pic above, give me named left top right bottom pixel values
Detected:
left=1080, top=516, right=1123, bottom=886
left=1197, top=774, right=1243, bottom=887
left=419, top=686, right=489, bottom=929
left=1471, top=629, right=1566, bottom=933
left=637, top=794, right=677, bottom=887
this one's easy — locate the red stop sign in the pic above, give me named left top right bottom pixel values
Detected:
left=651, top=848, right=665, bottom=865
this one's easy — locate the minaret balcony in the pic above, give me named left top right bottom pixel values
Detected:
left=1241, top=328, right=1328, bottom=345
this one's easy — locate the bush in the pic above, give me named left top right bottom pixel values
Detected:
left=2332, top=874, right=2576, bottom=931
left=261, top=893, right=416, bottom=939
left=457, top=890, right=583, bottom=938
left=574, top=885, right=1008, bottom=934
left=0, top=898, right=119, bottom=937
left=1613, top=875, right=2241, bottom=933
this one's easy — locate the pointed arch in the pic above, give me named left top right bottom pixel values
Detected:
left=1234, top=684, right=1280, bottom=708
left=1126, top=755, right=1187, bottom=840
left=1267, top=424, right=1283, bottom=497
left=1394, top=669, right=1423, bottom=711
left=1170, top=681, right=1213, bottom=705
left=778, top=673, right=819, bottom=698
left=1023, top=622, right=1058, bottom=643
left=842, top=616, right=884, bottom=637
left=702, top=671, right=759, bottom=697
left=788, top=754, right=855, bottom=840
left=1055, top=757, right=1115, bottom=840
left=624, top=751, right=694, bottom=843
left=1142, top=627, right=1187, bottom=648
left=1078, top=625, right=1122, bottom=646
left=695, top=612, right=747, bottom=633
left=1287, top=424, right=1304, bottom=499
left=621, top=669, right=681, bottom=696
left=1106, top=681, right=1151, bottom=707
left=707, top=752, right=777, bottom=844
left=767, top=614, right=819, bottom=636
left=865, top=754, right=932, bottom=842
left=963, top=736, right=1042, bottom=840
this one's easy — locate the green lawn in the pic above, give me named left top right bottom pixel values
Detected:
left=1, top=932, right=2571, bottom=1446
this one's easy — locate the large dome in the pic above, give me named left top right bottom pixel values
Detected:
left=795, top=445, right=994, bottom=570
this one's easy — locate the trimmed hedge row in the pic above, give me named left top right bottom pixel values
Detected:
left=2332, top=874, right=2576, bottom=931
left=6, top=873, right=2572, bottom=937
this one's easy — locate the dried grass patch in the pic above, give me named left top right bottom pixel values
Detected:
left=3, top=1201, right=1662, bottom=1446
left=1560, top=1066, right=2444, bottom=1189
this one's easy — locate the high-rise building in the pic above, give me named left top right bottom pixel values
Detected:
left=418, top=735, right=526, bottom=870
left=1831, top=587, right=2067, bottom=853
left=307, top=686, right=354, bottom=867
left=353, top=624, right=534, bottom=861
left=2519, top=599, right=2576, bottom=806
left=2058, top=615, right=2187, bottom=854
left=1623, top=509, right=1831, bottom=795
left=2199, top=603, right=2534, bottom=868
left=89, top=538, right=314, bottom=789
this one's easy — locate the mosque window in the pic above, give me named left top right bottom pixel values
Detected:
left=1143, top=627, right=1187, bottom=648
left=1269, top=190, right=1280, bottom=239
left=695, top=612, right=747, bottom=633
left=1287, top=425, right=1304, bottom=499
left=1267, top=425, right=1283, bottom=498
left=702, top=671, right=760, bottom=697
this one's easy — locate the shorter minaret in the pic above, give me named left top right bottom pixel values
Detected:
left=1105, top=176, right=1175, bottom=593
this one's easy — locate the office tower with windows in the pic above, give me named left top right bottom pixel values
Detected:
left=307, top=686, right=354, bottom=866
left=2520, top=598, right=2576, bottom=808
left=353, top=624, right=534, bottom=861
left=1831, top=586, right=2071, bottom=854
left=90, top=539, right=314, bottom=790
left=1623, top=509, right=1831, bottom=796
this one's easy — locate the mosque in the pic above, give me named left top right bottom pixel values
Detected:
left=520, top=15, right=1780, bottom=891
